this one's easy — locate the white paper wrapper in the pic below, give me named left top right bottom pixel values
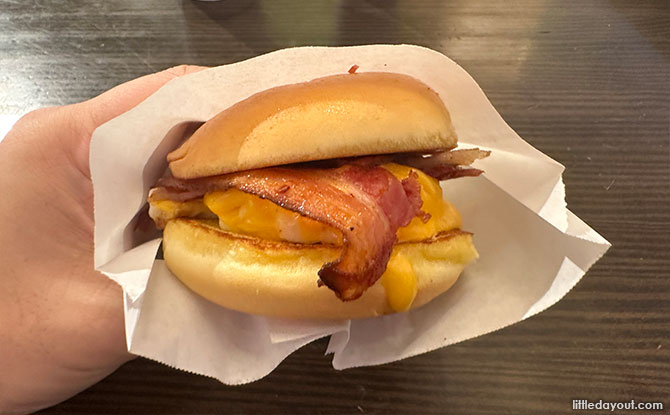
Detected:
left=91, top=45, right=610, bottom=383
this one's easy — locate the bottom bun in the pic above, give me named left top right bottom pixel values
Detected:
left=162, top=218, right=477, bottom=319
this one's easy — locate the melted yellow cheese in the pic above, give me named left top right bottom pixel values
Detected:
left=150, top=163, right=470, bottom=313
left=152, top=199, right=212, bottom=221
left=203, top=189, right=343, bottom=245
left=381, top=163, right=462, bottom=241
left=381, top=253, right=417, bottom=312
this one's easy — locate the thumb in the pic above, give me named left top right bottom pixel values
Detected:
left=65, top=65, right=208, bottom=178
left=78, top=64, right=208, bottom=132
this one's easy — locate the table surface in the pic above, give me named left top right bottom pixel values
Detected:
left=2, top=0, right=669, bottom=413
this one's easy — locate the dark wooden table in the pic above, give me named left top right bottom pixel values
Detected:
left=3, top=0, right=669, bottom=413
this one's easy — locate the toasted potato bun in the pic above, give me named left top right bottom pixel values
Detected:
left=162, top=219, right=478, bottom=320
left=167, top=72, right=457, bottom=179
left=153, top=72, right=479, bottom=319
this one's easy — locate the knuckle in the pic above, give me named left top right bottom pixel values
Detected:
left=5, top=107, right=60, bottom=142
left=4, top=105, right=82, bottom=149
left=14, top=107, right=56, bottom=127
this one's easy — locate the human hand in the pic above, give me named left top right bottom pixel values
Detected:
left=0, top=65, right=206, bottom=414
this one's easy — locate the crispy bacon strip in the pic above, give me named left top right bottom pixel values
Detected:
left=152, top=165, right=422, bottom=301
left=150, top=149, right=488, bottom=300
left=301, top=148, right=490, bottom=180
left=394, top=148, right=491, bottom=180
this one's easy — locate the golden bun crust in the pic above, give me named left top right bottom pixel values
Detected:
left=167, top=72, right=457, bottom=179
left=162, top=219, right=476, bottom=319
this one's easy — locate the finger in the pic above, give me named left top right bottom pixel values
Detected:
left=77, top=64, right=208, bottom=132
left=58, top=65, right=207, bottom=178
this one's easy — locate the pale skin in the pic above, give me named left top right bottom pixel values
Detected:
left=0, top=65, right=206, bottom=414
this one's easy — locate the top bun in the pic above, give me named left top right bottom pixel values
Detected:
left=167, top=72, right=457, bottom=179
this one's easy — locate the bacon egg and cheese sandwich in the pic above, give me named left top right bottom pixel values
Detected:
left=147, top=71, right=489, bottom=319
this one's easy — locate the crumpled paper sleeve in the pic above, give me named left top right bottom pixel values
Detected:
left=90, top=45, right=610, bottom=383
